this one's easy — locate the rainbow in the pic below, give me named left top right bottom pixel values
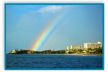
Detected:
left=30, top=10, right=68, bottom=51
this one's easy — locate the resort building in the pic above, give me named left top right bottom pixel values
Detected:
left=67, top=46, right=70, bottom=50
left=84, top=42, right=102, bottom=49
left=66, top=45, right=84, bottom=53
left=66, top=42, right=102, bottom=53
left=70, top=45, right=84, bottom=50
left=67, top=45, right=84, bottom=50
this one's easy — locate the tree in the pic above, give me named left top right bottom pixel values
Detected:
left=68, top=52, right=72, bottom=54
left=15, top=49, right=19, bottom=53
left=78, top=49, right=83, bottom=53
left=72, top=49, right=77, bottom=53
left=59, top=50, right=65, bottom=54
left=94, top=47, right=102, bottom=54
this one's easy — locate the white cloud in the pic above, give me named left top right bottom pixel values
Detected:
left=38, top=5, right=69, bottom=14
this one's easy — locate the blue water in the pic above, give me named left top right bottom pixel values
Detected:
left=6, top=54, right=103, bottom=69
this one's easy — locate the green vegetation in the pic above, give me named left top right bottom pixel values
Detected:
left=67, top=47, right=102, bottom=54
left=68, top=52, right=73, bottom=54
left=78, top=49, right=83, bottom=53
left=8, top=49, right=67, bottom=54
left=9, top=47, right=102, bottom=54
left=59, top=50, right=65, bottom=54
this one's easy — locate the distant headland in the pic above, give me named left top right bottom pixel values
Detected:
left=8, top=42, right=102, bottom=55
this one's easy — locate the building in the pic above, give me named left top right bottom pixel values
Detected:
left=70, top=45, right=84, bottom=50
left=84, top=42, right=102, bottom=49
left=66, top=42, right=102, bottom=53
left=67, top=46, right=70, bottom=50
left=67, top=45, right=84, bottom=50
left=67, top=45, right=84, bottom=53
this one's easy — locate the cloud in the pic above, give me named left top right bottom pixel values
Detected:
left=38, top=5, right=69, bottom=14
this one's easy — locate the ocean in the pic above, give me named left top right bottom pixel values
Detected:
left=6, top=54, right=103, bottom=69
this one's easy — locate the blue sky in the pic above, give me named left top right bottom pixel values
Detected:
left=6, top=4, right=103, bottom=53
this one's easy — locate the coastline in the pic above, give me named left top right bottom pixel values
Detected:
left=46, top=53, right=102, bottom=56
left=62, top=53, right=102, bottom=56
left=8, top=53, right=102, bottom=56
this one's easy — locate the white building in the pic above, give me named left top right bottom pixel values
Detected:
left=84, top=42, right=102, bottom=49
left=67, top=45, right=84, bottom=51
left=67, top=46, right=70, bottom=50
left=70, top=45, right=84, bottom=50
left=67, top=42, right=102, bottom=51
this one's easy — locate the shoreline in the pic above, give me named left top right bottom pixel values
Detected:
left=62, top=53, right=102, bottom=55
left=8, top=53, right=102, bottom=56
left=45, top=53, right=102, bottom=56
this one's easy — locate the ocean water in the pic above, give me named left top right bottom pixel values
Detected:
left=6, top=54, right=103, bottom=69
